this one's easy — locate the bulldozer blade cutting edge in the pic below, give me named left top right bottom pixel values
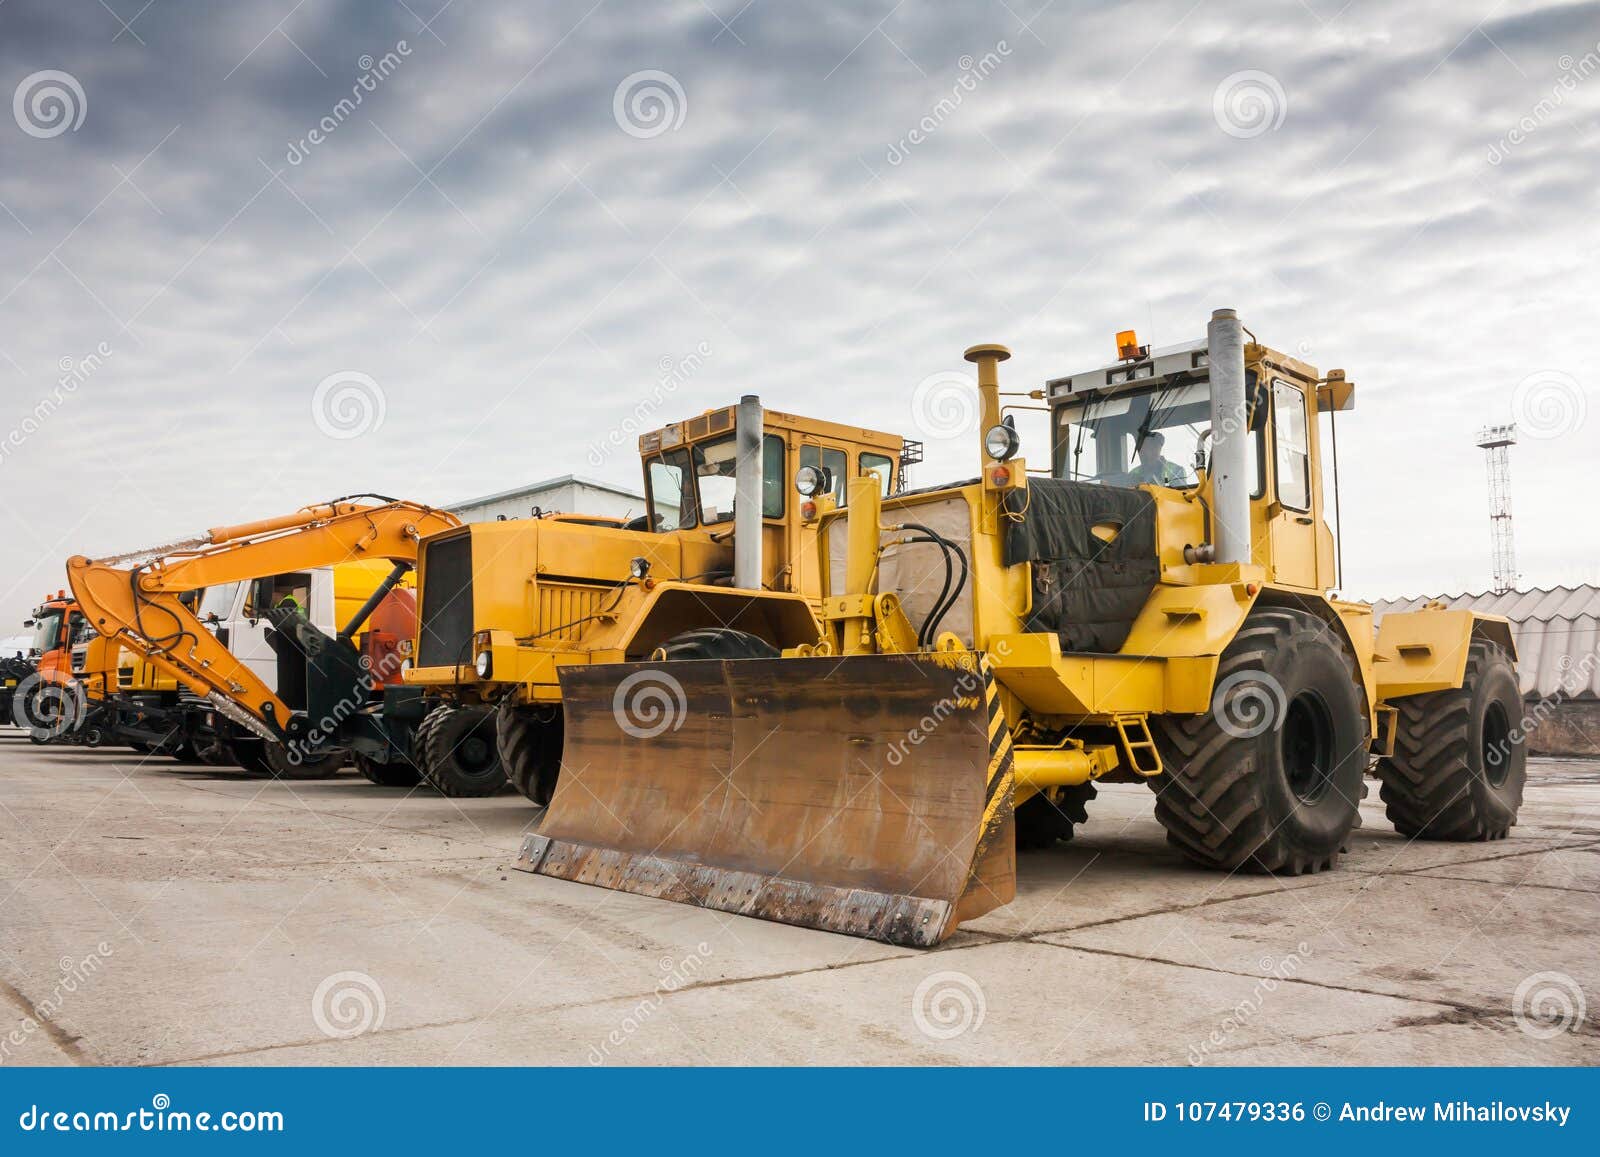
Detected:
left=516, top=653, right=1016, bottom=947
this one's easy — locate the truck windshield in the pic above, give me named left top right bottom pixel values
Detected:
left=1054, top=381, right=1209, bottom=489
left=30, top=611, right=64, bottom=652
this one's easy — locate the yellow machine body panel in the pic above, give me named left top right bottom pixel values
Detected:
left=405, top=404, right=905, bottom=702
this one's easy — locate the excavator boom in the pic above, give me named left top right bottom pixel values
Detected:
left=67, top=499, right=460, bottom=743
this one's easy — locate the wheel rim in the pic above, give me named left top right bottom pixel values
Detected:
left=456, top=726, right=497, bottom=775
left=1280, top=690, right=1336, bottom=804
left=1482, top=699, right=1513, bottom=786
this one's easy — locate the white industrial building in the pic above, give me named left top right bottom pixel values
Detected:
left=1373, top=585, right=1600, bottom=756
left=448, top=475, right=647, bottom=525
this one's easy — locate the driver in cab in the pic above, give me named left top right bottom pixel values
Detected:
left=1128, top=431, right=1189, bottom=487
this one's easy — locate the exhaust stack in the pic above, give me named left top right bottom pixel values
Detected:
left=734, top=395, right=764, bottom=591
left=1206, top=309, right=1251, bottom=566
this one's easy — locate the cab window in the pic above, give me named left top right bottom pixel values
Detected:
left=861, top=452, right=895, bottom=496
left=1272, top=380, right=1310, bottom=511
left=245, top=573, right=313, bottom=619
left=645, top=450, right=691, bottom=530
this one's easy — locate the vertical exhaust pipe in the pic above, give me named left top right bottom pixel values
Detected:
left=734, top=394, right=764, bottom=590
left=1206, top=308, right=1251, bottom=566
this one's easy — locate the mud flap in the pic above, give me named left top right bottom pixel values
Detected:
left=515, top=654, right=1016, bottom=947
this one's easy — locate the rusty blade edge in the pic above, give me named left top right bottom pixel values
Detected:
left=516, top=834, right=955, bottom=948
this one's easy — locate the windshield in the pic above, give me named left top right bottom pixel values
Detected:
left=30, top=610, right=64, bottom=652
left=1053, top=381, right=1209, bottom=488
left=198, top=582, right=240, bottom=622
left=644, top=434, right=785, bottom=530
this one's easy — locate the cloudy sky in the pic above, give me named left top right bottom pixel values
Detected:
left=0, top=0, right=1596, bottom=627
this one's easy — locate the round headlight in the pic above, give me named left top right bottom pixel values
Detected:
left=984, top=423, right=1021, bottom=462
left=474, top=651, right=492, bottom=679
left=795, top=464, right=832, bottom=497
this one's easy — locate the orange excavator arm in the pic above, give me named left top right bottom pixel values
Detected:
left=66, top=499, right=460, bottom=742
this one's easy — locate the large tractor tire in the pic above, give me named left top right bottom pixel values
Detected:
left=650, top=627, right=780, bottom=662
left=354, top=753, right=423, bottom=788
left=1015, top=783, right=1097, bottom=850
left=1150, top=607, right=1369, bottom=875
left=498, top=701, right=563, bottom=806
left=1376, top=639, right=1525, bottom=841
left=419, top=705, right=506, bottom=797
left=263, top=742, right=347, bottom=780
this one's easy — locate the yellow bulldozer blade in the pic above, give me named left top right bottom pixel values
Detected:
left=515, top=654, right=1016, bottom=947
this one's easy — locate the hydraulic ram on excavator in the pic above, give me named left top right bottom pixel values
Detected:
left=519, top=309, right=1528, bottom=946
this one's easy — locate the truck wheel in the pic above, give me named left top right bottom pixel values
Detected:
left=1151, top=608, right=1369, bottom=875
left=498, top=701, right=564, bottom=806
left=354, top=753, right=423, bottom=787
left=650, top=628, right=779, bottom=661
left=420, top=705, right=506, bottom=797
left=1015, top=783, right=1097, bottom=850
left=1376, top=639, right=1525, bottom=841
left=263, top=742, right=347, bottom=780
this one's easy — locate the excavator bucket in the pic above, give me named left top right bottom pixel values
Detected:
left=516, top=654, right=1016, bottom=946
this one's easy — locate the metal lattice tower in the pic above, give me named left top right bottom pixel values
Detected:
left=1476, top=424, right=1518, bottom=593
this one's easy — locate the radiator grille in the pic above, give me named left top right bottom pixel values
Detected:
left=417, top=533, right=474, bottom=669
left=536, top=583, right=609, bottom=642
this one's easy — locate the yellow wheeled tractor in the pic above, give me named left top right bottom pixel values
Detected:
left=404, top=398, right=914, bottom=799
left=518, top=309, right=1527, bottom=946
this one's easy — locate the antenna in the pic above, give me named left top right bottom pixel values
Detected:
left=1475, top=423, right=1518, bottom=593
